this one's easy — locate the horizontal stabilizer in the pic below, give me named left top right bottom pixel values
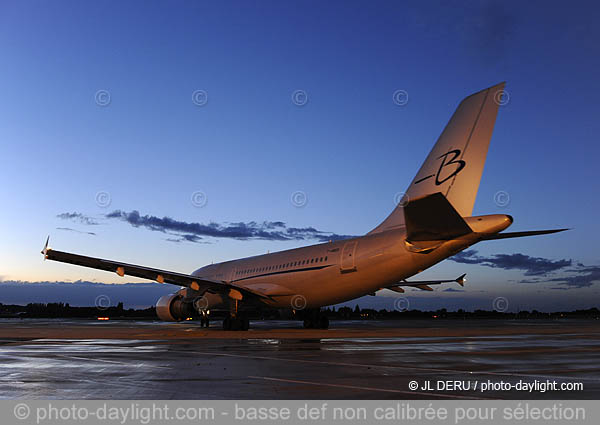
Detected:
left=386, top=274, right=467, bottom=292
left=482, top=229, right=569, bottom=240
left=404, top=192, right=472, bottom=241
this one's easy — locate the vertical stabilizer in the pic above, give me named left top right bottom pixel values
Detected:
left=370, top=82, right=505, bottom=234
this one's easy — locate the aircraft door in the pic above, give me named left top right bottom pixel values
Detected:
left=340, top=241, right=357, bottom=273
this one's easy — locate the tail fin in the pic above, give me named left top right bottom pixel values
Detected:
left=370, top=82, right=505, bottom=234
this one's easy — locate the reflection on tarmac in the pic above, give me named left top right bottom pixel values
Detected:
left=0, top=319, right=598, bottom=399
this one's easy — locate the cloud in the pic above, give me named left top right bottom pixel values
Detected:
left=165, top=234, right=211, bottom=244
left=56, top=227, right=97, bottom=236
left=56, top=212, right=99, bottom=226
left=543, top=265, right=600, bottom=289
left=101, top=210, right=354, bottom=243
left=450, top=250, right=571, bottom=276
left=451, top=250, right=599, bottom=289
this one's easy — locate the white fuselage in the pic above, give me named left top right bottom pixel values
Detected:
left=191, top=214, right=511, bottom=309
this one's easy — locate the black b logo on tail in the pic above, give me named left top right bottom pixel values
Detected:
left=414, top=149, right=466, bottom=186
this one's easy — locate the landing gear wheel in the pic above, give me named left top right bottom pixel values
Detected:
left=303, top=310, right=329, bottom=329
left=302, top=310, right=329, bottom=329
left=223, top=316, right=249, bottom=331
left=318, top=316, right=329, bottom=329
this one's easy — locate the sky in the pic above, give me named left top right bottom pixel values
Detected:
left=1, top=0, right=599, bottom=311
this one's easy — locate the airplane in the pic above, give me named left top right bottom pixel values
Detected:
left=42, top=82, right=567, bottom=330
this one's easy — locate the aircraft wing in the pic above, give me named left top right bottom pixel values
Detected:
left=41, top=238, right=268, bottom=300
left=385, top=274, right=466, bottom=292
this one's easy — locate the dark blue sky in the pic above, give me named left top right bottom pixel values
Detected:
left=1, top=0, right=599, bottom=311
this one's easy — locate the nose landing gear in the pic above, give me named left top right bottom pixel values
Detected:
left=199, top=311, right=210, bottom=328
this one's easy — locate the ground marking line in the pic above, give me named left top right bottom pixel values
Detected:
left=248, top=376, right=491, bottom=400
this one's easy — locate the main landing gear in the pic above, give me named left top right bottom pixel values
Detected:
left=302, top=309, right=329, bottom=329
left=222, top=294, right=249, bottom=331
left=223, top=314, right=249, bottom=331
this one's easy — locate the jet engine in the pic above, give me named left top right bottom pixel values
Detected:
left=155, top=290, right=195, bottom=321
left=155, top=288, right=227, bottom=321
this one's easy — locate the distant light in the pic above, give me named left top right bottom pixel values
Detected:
left=432, top=315, right=438, bottom=319
left=186, top=317, right=193, bottom=321
left=97, top=317, right=109, bottom=321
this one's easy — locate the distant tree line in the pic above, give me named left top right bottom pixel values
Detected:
left=1, top=302, right=598, bottom=320
left=318, top=306, right=600, bottom=320
left=0, top=302, right=156, bottom=319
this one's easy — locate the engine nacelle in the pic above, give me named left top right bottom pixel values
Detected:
left=156, top=291, right=196, bottom=321
left=156, top=289, right=228, bottom=321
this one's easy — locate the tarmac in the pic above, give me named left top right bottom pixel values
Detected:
left=0, top=318, right=599, bottom=399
